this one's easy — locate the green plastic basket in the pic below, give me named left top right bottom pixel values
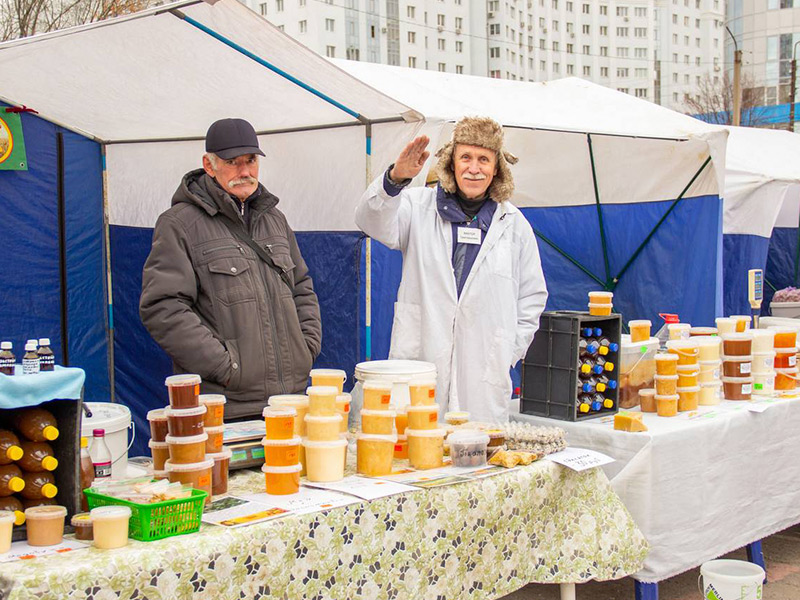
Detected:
left=84, top=488, right=208, bottom=542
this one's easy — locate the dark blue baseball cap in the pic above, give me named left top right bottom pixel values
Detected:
left=205, top=118, right=265, bottom=159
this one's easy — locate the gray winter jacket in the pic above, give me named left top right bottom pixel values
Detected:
left=140, top=169, right=322, bottom=418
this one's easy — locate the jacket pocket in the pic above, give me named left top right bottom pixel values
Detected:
left=208, top=258, right=256, bottom=306
left=481, top=329, right=514, bottom=389
left=224, top=339, right=243, bottom=391
left=223, top=337, right=266, bottom=401
left=389, top=302, right=422, bottom=359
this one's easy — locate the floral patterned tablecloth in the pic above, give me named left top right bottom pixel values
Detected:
left=4, top=460, right=648, bottom=600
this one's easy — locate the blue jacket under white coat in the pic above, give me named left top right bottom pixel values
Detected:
left=356, top=174, right=548, bottom=423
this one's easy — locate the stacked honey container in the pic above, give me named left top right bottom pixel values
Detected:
left=720, top=333, right=753, bottom=401
left=751, top=329, right=776, bottom=395
left=696, top=337, right=723, bottom=404
left=771, top=328, right=798, bottom=392
left=404, top=378, right=446, bottom=471
left=357, top=380, right=396, bottom=476
left=652, top=340, right=700, bottom=415
left=261, top=403, right=301, bottom=495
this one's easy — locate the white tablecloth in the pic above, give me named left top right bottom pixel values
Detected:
left=514, top=397, right=800, bottom=582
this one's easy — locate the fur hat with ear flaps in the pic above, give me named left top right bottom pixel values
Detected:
left=434, top=116, right=519, bottom=203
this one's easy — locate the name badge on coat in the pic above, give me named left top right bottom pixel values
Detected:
left=457, top=227, right=482, bottom=245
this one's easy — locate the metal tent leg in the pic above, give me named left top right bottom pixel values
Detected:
left=634, top=580, right=658, bottom=600
left=559, top=583, right=576, bottom=600
left=746, top=540, right=767, bottom=583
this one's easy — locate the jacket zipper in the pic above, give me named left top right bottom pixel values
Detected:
left=202, top=244, right=244, bottom=255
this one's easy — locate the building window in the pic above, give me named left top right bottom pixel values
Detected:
left=601, top=66, right=608, bottom=76
left=672, top=14, right=677, bottom=24
left=583, top=65, right=591, bottom=75
left=437, top=14, right=445, bottom=26
left=456, top=65, right=463, bottom=74
left=583, top=44, right=590, bottom=54
left=326, top=45, right=335, bottom=57
left=540, top=39, right=546, bottom=49
left=346, top=47, right=359, bottom=60
left=552, top=0, right=558, bottom=8
left=488, top=0, right=499, bottom=8
left=299, top=20, right=306, bottom=32
left=600, top=46, right=608, bottom=56
left=696, top=56, right=701, bottom=65
left=553, top=62, right=560, bottom=72
left=325, top=18, right=334, bottom=31
left=490, top=47, right=501, bottom=58
left=553, top=41, right=559, bottom=51
left=489, top=24, right=500, bottom=34
left=407, top=5, right=415, bottom=17
left=684, top=74, right=690, bottom=84
left=553, top=20, right=559, bottom=31
left=617, top=67, right=629, bottom=77
left=634, top=27, right=647, bottom=38
left=438, top=38, right=445, bottom=50
left=616, top=6, right=628, bottom=16
left=635, top=47, right=647, bottom=58
left=672, top=73, right=678, bottom=82
left=490, top=69, right=501, bottom=77
left=635, top=88, right=647, bottom=98
left=599, top=4, right=607, bottom=14
left=616, top=27, right=628, bottom=37
left=438, top=62, right=446, bottom=71
left=635, top=67, right=647, bottom=77
left=455, top=17, right=463, bottom=28
left=684, top=16, right=689, bottom=26
left=275, top=0, right=283, bottom=10
left=408, top=31, right=416, bottom=43
left=617, top=47, right=629, bottom=57
left=673, top=92, right=679, bottom=102
left=600, top=25, right=608, bottom=35
left=617, top=87, right=629, bottom=93
left=567, top=43, right=573, bottom=53
left=684, top=35, right=689, bottom=45
left=567, top=1, right=573, bottom=11
left=456, top=41, right=463, bottom=52
left=634, top=7, right=646, bottom=16
left=583, top=3, right=590, bottom=13
left=408, top=56, right=417, bottom=67
left=583, top=24, right=590, bottom=34
left=567, top=64, right=574, bottom=74
left=259, top=2, right=267, bottom=15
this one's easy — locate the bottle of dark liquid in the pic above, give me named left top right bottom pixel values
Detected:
left=579, top=338, right=600, bottom=358
left=0, top=495, right=25, bottom=525
left=0, top=341, right=14, bottom=376
left=18, top=441, right=58, bottom=472
left=22, top=341, right=40, bottom=375
left=0, top=464, right=25, bottom=496
left=18, top=470, right=58, bottom=500
left=37, top=338, right=55, bottom=372
left=12, top=407, right=60, bottom=442
left=79, top=437, right=94, bottom=511
left=597, top=337, right=620, bottom=353
left=0, top=430, right=23, bottom=465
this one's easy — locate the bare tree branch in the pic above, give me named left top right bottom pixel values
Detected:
left=684, top=72, right=767, bottom=128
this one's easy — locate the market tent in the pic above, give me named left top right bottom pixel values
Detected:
left=0, top=0, right=420, bottom=453
left=720, top=125, right=800, bottom=315
left=333, top=62, right=728, bottom=359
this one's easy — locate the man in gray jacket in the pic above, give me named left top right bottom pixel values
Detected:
left=140, top=118, right=322, bottom=419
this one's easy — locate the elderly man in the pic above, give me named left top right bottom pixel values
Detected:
left=140, top=118, right=321, bottom=419
left=356, top=116, right=547, bottom=423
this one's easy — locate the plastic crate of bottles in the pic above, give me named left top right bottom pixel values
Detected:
left=521, top=311, right=621, bottom=421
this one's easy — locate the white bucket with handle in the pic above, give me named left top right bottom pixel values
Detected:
left=699, top=559, right=764, bottom=600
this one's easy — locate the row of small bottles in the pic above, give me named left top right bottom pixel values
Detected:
left=578, top=326, right=618, bottom=414
left=0, top=339, right=55, bottom=375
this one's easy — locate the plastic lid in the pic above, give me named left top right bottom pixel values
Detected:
left=690, top=327, right=717, bottom=335
left=731, top=315, right=752, bottom=321
left=199, top=394, right=227, bottom=405
left=676, top=365, right=700, bottom=373
left=696, top=337, right=722, bottom=346
left=752, top=329, right=776, bottom=339
left=397, top=434, right=408, bottom=442
left=720, top=376, right=755, bottom=383
left=309, top=368, right=346, bottom=377
left=719, top=332, right=753, bottom=340
left=148, top=439, right=169, bottom=449
left=41, top=456, right=58, bottom=471
left=306, top=385, right=339, bottom=396
left=204, top=425, right=225, bottom=435
left=0, top=510, right=17, bottom=525
left=356, top=432, right=398, bottom=443
left=752, top=351, right=777, bottom=357
left=677, top=386, right=701, bottom=393
left=146, top=408, right=167, bottom=421
left=24, top=341, right=37, bottom=351
left=588, top=291, right=613, bottom=298
left=207, top=448, right=233, bottom=461
left=408, top=377, right=437, bottom=386
left=666, top=339, right=699, bottom=350
left=8, top=477, right=24, bottom=493
left=700, top=381, right=723, bottom=388
left=37, top=338, right=50, bottom=346
left=164, top=405, right=207, bottom=418
left=406, top=405, right=438, bottom=413
left=303, top=414, right=344, bottom=423
left=41, top=483, right=58, bottom=498
left=444, top=411, right=470, bottom=419
left=71, top=513, right=92, bottom=526
left=628, top=320, right=652, bottom=327
left=165, top=374, right=201, bottom=387
left=40, top=425, right=58, bottom=441
left=587, top=303, right=613, bottom=308
left=655, top=353, right=679, bottom=362
left=262, top=463, right=303, bottom=474
left=446, top=429, right=490, bottom=446
left=90, top=506, right=132, bottom=520
left=336, top=393, right=352, bottom=402
left=698, top=359, right=722, bottom=365
left=775, top=367, right=798, bottom=374
left=164, top=432, right=208, bottom=445
left=357, top=410, right=396, bottom=419
left=301, top=437, right=348, bottom=448
left=654, top=374, right=678, bottom=380
left=263, top=406, right=297, bottom=418
left=0, top=341, right=11, bottom=349
left=164, top=458, right=214, bottom=472
left=775, top=348, right=797, bottom=354
left=668, top=323, right=691, bottom=330
left=261, top=435, right=302, bottom=447
left=638, top=388, right=656, bottom=397
left=5, top=444, right=23, bottom=461
left=24, top=505, right=67, bottom=519
left=720, top=355, right=753, bottom=362
left=269, top=394, right=309, bottom=407
left=405, top=428, right=447, bottom=438
left=654, top=394, right=679, bottom=401
left=362, top=380, right=393, bottom=391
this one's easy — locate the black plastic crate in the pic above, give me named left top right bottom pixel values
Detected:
left=521, top=311, right=622, bottom=421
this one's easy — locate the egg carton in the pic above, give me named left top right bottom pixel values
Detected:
left=500, top=422, right=568, bottom=456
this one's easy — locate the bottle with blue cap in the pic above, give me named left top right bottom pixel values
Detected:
left=579, top=338, right=600, bottom=358
left=597, top=336, right=619, bottom=353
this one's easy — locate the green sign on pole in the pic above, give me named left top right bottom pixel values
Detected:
left=0, top=112, right=28, bottom=171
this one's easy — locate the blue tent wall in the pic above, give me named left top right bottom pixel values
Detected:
left=764, top=227, right=799, bottom=314
left=362, top=194, right=724, bottom=364
left=110, top=224, right=362, bottom=456
left=0, top=108, right=109, bottom=400
left=722, top=233, right=772, bottom=316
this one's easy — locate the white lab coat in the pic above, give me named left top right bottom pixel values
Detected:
left=356, top=175, right=548, bottom=423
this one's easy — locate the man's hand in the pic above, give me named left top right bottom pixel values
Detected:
left=389, top=136, right=431, bottom=182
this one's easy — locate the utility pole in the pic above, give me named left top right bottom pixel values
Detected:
left=727, top=26, right=741, bottom=126
left=790, top=41, right=800, bottom=132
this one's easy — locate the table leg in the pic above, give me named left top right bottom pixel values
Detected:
left=634, top=580, right=658, bottom=600
left=746, top=539, right=768, bottom=584
left=559, top=583, right=576, bottom=600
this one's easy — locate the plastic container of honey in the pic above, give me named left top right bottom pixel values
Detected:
left=147, top=409, right=169, bottom=442
left=164, top=405, right=207, bottom=437
left=148, top=440, right=170, bottom=471
left=304, top=414, right=343, bottom=441
left=360, top=409, right=396, bottom=436
left=721, top=356, right=752, bottom=378
left=588, top=291, right=613, bottom=304
left=165, top=459, right=213, bottom=500
left=263, top=406, right=297, bottom=440
left=90, top=506, right=131, bottom=549
left=262, top=463, right=301, bottom=495
left=406, top=405, right=439, bottom=430
left=751, top=351, right=776, bottom=374
left=394, top=435, right=408, bottom=459
left=677, top=371, right=699, bottom=388
left=0, top=510, right=15, bottom=553
left=677, top=386, right=700, bottom=411
left=667, top=323, right=691, bottom=340
left=207, top=448, right=232, bottom=496
left=721, top=376, right=753, bottom=400
left=655, top=394, right=679, bottom=417
left=199, top=394, right=226, bottom=427
left=666, top=339, right=699, bottom=364
left=302, top=438, right=347, bottom=482
left=770, top=327, right=798, bottom=349
left=262, top=436, right=301, bottom=467
left=335, top=394, right=351, bottom=433
left=715, top=317, right=736, bottom=335
left=689, top=327, right=718, bottom=337
left=751, top=329, right=776, bottom=353
left=70, top=513, right=93, bottom=541
left=406, top=428, right=446, bottom=470
left=752, top=373, right=776, bottom=396
left=720, top=333, right=752, bottom=357
left=774, top=350, right=797, bottom=370
left=164, top=374, right=201, bottom=409
left=639, top=388, right=657, bottom=412
left=697, top=360, right=721, bottom=383
left=268, top=395, right=309, bottom=437
left=394, top=408, right=408, bottom=436
left=696, top=337, right=722, bottom=362
left=775, top=368, right=798, bottom=391
left=654, top=374, right=678, bottom=396
left=356, top=433, right=397, bottom=476
left=205, top=425, right=225, bottom=454
left=446, top=430, right=490, bottom=468
left=655, top=353, right=679, bottom=376
left=362, top=381, right=393, bottom=410
left=152, top=469, right=168, bottom=481
left=165, top=433, right=208, bottom=464
left=588, top=303, right=612, bottom=316
left=444, top=411, right=470, bottom=426
left=306, top=386, right=339, bottom=416
left=24, top=505, right=67, bottom=546
left=731, top=315, right=752, bottom=332
left=628, top=320, right=652, bottom=344
left=310, top=369, right=347, bottom=393
left=408, top=378, right=437, bottom=406
left=699, top=382, right=722, bottom=405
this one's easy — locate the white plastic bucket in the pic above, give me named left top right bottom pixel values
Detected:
left=81, top=402, right=134, bottom=479
left=699, top=559, right=764, bottom=600
left=351, top=360, right=436, bottom=420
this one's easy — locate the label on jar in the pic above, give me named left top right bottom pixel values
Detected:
left=429, top=412, right=437, bottom=422
left=212, top=406, right=224, bottom=420
left=789, top=356, right=797, bottom=367
left=428, top=389, right=436, bottom=398
left=94, top=461, right=112, bottom=479
left=740, top=362, right=752, bottom=375
left=198, top=474, right=211, bottom=487
left=741, top=384, right=752, bottom=394
left=286, top=449, right=298, bottom=462
left=38, top=354, right=55, bottom=370
left=713, top=369, right=720, bottom=378
left=381, top=394, right=391, bottom=405
left=343, top=404, right=350, bottom=413
left=765, top=357, right=774, bottom=368
left=0, top=356, right=14, bottom=372
left=22, top=357, right=40, bottom=375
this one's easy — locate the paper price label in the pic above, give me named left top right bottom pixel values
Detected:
left=741, top=362, right=752, bottom=374
left=547, top=448, right=615, bottom=472
left=742, top=384, right=752, bottom=394
left=790, top=356, right=797, bottom=367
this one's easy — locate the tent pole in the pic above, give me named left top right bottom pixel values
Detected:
left=56, top=133, right=69, bottom=366
left=365, top=122, right=373, bottom=361
left=101, top=145, right=116, bottom=402
left=586, top=134, right=611, bottom=287
left=532, top=228, right=606, bottom=287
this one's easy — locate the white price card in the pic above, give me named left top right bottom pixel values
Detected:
left=747, top=399, right=779, bottom=413
left=546, top=447, right=615, bottom=472
left=0, top=539, right=89, bottom=563
left=241, top=486, right=358, bottom=516
left=303, top=476, right=419, bottom=501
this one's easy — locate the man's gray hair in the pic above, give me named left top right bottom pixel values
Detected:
left=204, top=152, right=220, bottom=169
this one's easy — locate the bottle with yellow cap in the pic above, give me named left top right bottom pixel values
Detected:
left=12, top=407, right=60, bottom=442
left=0, top=464, right=26, bottom=496
left=18, top=471, right=57, bottom=500
left=18, top=441, right=58, bottom=472
left=0, top=430, right=24, bottom=465
left=0, top=495, right=25, bottom=525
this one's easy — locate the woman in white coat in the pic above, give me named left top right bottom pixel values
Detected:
left=356, top=117, right=548, bottom=423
